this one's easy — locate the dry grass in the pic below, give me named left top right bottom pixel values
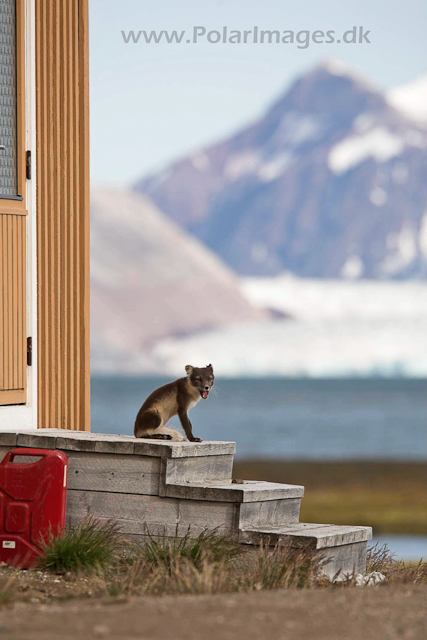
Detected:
left=26, top=520, right=427, bottom=602
left=367, top=542, right=427, bottom=585
left=140, top=529, right=241, bottom=569
left=235, top=541, right=326, bottom=591
left=105, top=535, right=325, bottom=597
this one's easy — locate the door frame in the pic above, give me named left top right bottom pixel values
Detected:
left=0, top=0, right=37, bottom=430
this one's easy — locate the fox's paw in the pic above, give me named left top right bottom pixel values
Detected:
left=190, top=437, right=202, bottom=443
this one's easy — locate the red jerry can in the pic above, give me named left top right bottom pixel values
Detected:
left=0, top=448, right=68, bottom=568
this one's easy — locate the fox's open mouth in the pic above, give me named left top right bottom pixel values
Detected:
left=201, top=389, right=209, bottom=399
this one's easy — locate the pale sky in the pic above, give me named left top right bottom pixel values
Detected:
left=89, top=0, right=427, bottom=185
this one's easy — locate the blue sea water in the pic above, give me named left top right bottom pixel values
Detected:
left=371, top=536, right=427, bottom=562
left=91, top=377, right=427, bottom=460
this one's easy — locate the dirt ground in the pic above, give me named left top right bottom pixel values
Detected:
left=0, top=584, right=425, bottom=640
left=0, top=564, right=107, bottom=603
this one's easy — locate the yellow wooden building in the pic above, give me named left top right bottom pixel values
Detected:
left=0, top=0, right=90, bottom=431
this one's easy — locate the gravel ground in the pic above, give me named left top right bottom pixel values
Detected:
left=0, top=585, right=426, bottom=640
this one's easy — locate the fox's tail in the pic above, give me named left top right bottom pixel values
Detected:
left=155, top=426, right=186, bottom=441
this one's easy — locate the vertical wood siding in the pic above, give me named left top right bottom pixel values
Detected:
left=36, top=0, right=90, bottom=430
left=0, top=215, right=26, bottom=405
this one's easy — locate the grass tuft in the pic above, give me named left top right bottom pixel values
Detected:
left=240, top=541, right=325, bottom=591
left=366, top=541, right=397, bottom=573
left=38, top=517, right=121, bottom=573
left=367, top=542, right=427, bottom=585
left=140, top=529, right=241, bottom=570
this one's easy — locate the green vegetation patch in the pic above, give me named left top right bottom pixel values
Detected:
left=38, top=517, right=121, bottom=573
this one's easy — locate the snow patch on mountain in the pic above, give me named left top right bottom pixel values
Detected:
left=321, top=58, right=373, bottom=87
left=225, top=151, right=260, bottom=180
left=380, top=226, right=418, bottom=275
left=341, top=255, right=364, bottom=279
left=388, top=74, right=427, bottom=126
left=191, top=152, right=210, bottom=171
left=328, top=128, right=405, bottom=174
left=258, top=153, right=292, bottom=182
left=279, top=113, right=321, bottom=145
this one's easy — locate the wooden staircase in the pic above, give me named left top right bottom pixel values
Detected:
left=0, top=430, right=372, bottom=578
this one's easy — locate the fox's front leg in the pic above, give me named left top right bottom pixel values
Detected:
left=178, top=409, right=202, bottom=442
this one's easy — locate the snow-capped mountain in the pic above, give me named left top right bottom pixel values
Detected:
left=134, top=61, right=427, bottom=279
left=388, top=74, right=427, bottom=126
left=90, top=188, right=265, bottom=372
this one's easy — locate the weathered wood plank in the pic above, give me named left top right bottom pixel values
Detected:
left=319, top=541, right=367, bottom=578
left=55, top=436, right=97, bottom=452
left=0, top=430, right=236, bottom=458
left=0, top=446, right=12, bottom=462
left=168, top=441, right=236, bottom=458
left=0, top=433, right=18, bottom=447
left=17, top=432, right=57, bottom=449
left=239, top=524, right=372, bottom=549
left=94, top=438, right=135, bottom=455
left=297, top=525, right=373, bottom=548
left=165, top=481, right=304, bottom=503
left=239, top=499, right=301, bottom=528
left=134, top=440, right=236, bottom=459
left=41, top=431, right=137, bottom=454
left=65, top=451, right=161, bottom=495
left=66, top=490, right=237, bottom=536
left=165, top=455, right=234, bottom=485
left=177, top=498, right=239, bottom=534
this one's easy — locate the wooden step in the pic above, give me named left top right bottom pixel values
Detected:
left=239, top=523, right=373, bottom=578
left=164, top=480, right=304, bottom=503
left=0, top=430, right=236, bottom=485
left=0, top=429, right=236, bottom=458
left=239, top=523, right=372, bottom=548
left=165, top=480, right=304, bottom=529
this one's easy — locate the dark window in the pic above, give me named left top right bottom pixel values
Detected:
left=0, top=0, right=18, bottom=197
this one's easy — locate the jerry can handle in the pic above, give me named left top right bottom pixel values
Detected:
left=1, top=448, right=61, bottom=466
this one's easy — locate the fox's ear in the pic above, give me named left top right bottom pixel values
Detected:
left=206, top=363, right=213, bottom=370
left=185, top=365, right=194, bottom=375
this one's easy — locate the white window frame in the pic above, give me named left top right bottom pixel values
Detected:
left=0, top=0, right=37, bottom=431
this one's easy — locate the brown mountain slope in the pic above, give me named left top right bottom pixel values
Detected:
left=90, top=188, right=265, bottom=371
